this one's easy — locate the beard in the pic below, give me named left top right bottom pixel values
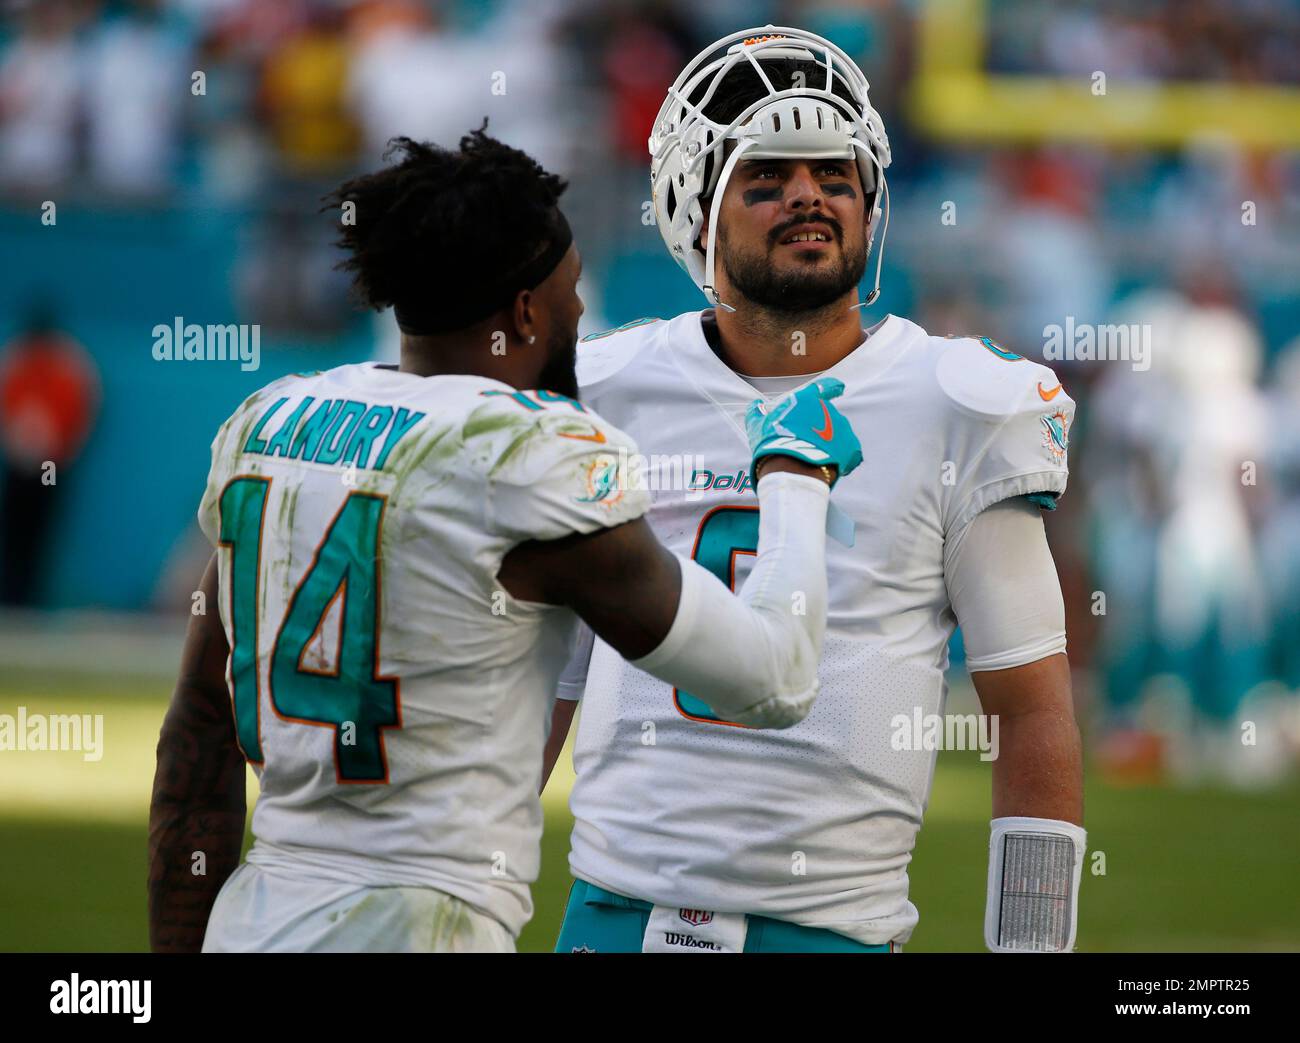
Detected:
left=720, top=221, right=868, bottom=313
left=536, top=327, right=580, bottom=400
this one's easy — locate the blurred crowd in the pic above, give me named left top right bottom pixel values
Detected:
left=2, top=0, right=1299, bottom=787
left=988, top=0, right=1300, bottom=83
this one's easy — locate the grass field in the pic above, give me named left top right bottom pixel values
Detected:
left=2, top=672, right=1297, bottom=952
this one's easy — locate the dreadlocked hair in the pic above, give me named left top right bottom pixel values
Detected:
left=325, top=126, right=568, bottom=315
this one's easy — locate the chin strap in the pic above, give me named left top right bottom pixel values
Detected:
left=850, top=149, right=890, bottom=312
left=700, top=139, right=755, bottom=314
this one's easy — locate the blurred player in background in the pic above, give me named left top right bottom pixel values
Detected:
left=148, top=128, right=866, bottom=953
left=545, top=27, right=1085, bottom=953
left=1091, top=291, right=1286, bottom=788
left=1262, top=335, right=1300, bottom=753
left=1152, top=305, right=1272, bottom=783
left=0, top=306, right=99, bottom=606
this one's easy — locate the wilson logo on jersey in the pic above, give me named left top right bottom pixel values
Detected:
left=1040, top=408, right=1070, bottom=460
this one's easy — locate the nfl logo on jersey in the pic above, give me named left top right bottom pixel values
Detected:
left=679, top=908, right=713, bottom=927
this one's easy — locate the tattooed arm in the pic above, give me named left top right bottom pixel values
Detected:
left=148, top=553, right=247, bottom=953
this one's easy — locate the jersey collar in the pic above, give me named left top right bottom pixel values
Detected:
left=676, top=309, right=908, bottom=406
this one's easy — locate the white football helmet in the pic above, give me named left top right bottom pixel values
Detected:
left=648, top=26, right=892, bottom=311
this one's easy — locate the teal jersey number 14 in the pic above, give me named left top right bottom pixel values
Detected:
left=217, top=477, right=400, bottom=783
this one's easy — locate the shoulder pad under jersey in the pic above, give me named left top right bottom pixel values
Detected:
left=577, top=316, right=664, bottom=389
left=935, top=335, right=1069, bottom=420
left=463, top=388, right=649, bottom=542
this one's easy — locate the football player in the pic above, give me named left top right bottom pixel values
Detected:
left=546, top=28, right=1086, bottom=953
left=148, top=129, right=865, bottom=953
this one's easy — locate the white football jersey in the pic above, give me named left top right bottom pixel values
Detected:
left=567, top=311, right=1074, bottom=945
left=197, top=362, right=647, bottom=937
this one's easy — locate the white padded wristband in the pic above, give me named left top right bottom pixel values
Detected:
left=985, top=816, right=1087, bottom=953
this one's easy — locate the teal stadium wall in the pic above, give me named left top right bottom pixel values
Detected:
left=0, top=204, right=368, bottom=609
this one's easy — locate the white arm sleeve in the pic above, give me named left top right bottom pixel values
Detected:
left=630, top=471, right=830, bottom=729
left=945, top=497, right=1067, bottom=672
left=556, top=622, right=594, bottom=702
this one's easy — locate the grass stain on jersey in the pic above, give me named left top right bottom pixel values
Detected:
left=461, top=407, right=533, bottom=441
left=426, top=894, right=456, bottom=948
left=232, top=396, right=271, bottom=464
left=273, top=483, right=304, bottom=610
left=377, top=421, right=460, bottom=503
left=489, top=426, right=546, bottom=477
left=461, top=406, right=547, bottom=477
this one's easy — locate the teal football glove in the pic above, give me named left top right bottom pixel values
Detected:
left=745, top=377, right=863, bottom=484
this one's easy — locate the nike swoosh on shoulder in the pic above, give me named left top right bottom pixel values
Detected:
left=1037, top=382, right=1063, bottom=401
left=557, top=426, right=607, bottom=444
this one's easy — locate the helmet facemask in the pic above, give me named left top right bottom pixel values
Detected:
left=649, top=27, right=892, bottom=312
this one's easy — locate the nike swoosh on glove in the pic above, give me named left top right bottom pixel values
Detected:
left=745, top=377, right=864, bottom=485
